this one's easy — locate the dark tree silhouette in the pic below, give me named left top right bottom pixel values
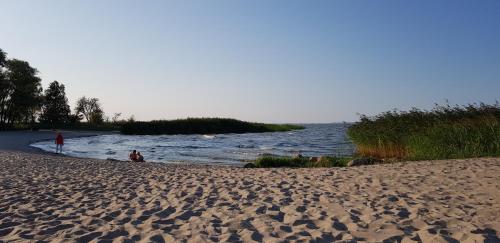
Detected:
left=75, top=96, right=104, bottom=124
left=0, top=49, right=6, bottom=67
left=5, top=59, right=43, bottom=124
left=0, top=48, right=9, bottom=128
left=39, top=81, right=71, bottom=126
left=0, top=57, right=42, bottom=127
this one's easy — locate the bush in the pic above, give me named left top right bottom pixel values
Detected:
left=314, top=156, right=351, bottom=167
left=120, top=118, right=304, bottom=135
left=347, top=102, right=500, bottom=160
left=254, top=156, right=309, bottom=168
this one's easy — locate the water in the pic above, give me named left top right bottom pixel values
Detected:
left=31, top=123, right=354, bottom=165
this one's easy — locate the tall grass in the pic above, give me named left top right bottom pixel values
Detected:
left=120, top=118, right=304, bottom=135
left=347, top=102, right=500, bottom=160
left=407, top=116, right=500, bottom=160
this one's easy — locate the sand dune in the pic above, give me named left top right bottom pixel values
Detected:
left=0, top=151, right=499, bottom=242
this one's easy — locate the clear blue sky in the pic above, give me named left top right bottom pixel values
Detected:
left=1, top=0, right=499, bottom=123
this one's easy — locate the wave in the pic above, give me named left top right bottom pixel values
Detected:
left=237, top=144, right=256, bottom=148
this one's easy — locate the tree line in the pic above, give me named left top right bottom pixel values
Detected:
left=0, top=48, right=111, bottom=130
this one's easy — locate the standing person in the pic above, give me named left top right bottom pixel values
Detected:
left=55, top=132, right=64, bottom=154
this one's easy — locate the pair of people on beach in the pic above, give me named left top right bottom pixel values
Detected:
left=129, top=150, right=145, bottom=162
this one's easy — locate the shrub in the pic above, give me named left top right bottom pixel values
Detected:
left=313, top=156, right=351, bottom=167
left=254, top=156, right=309, bottom=168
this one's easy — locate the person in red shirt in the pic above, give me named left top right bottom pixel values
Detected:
left=55, top=132, right=64, bottom=154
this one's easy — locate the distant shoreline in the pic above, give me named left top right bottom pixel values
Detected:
left=120, top=118, right=305, bottom=135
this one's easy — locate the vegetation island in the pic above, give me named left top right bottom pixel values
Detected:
left=121, top=118, right=303, bottom=135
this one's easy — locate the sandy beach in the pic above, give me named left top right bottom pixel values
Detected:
left=0, top=148, right=499, bottom=242
left=1, top=1, right=499, bottom=241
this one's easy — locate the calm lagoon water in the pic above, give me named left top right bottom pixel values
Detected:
left=31, top=124, right=354, bottom=165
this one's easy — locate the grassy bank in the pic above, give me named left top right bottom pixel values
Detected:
left=252, top=156, right=351, bottom=168
left=347, top=102, right=500, bottom=160
left=120, top=118, right=304, bottom=135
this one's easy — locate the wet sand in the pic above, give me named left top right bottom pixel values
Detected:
left=0, top=151, right=499, bottom=242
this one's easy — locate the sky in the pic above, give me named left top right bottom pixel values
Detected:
left=0, top=0, right=499, bottom=123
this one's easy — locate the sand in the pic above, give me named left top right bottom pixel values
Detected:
left=0, top=151, right=499, bottom=242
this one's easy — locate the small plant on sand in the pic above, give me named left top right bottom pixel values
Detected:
left=313, top=156, right=351, bottom=167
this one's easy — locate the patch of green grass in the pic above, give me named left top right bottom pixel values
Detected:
left=120, top=118, right=304, bottom=135
left=253, top=156, right=351, bottom=168
left=314, top=156, right=351, bottom=167
left=347, top=102, right=500, bottom=160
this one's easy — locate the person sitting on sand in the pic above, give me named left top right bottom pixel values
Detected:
left=129, top=150, right=138, bottom=162
left=136, top=152, right=145, bottom=162
left=55, top=132, right=64, bottom=154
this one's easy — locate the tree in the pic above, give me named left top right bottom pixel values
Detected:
left=112, top=112, right=122, bottom=123
left=1, top=58, right=42, bottom=126
left=0, top=49, right=10, bottom=128
left=68, top=113, right=83, bottom=124
left=90, top=110, right=104, bottom=124
left=39, top=81, right=71, bottom=125
left=0, top=48, right=6, bottom=67
left=75, top=96, right=104, bottom=124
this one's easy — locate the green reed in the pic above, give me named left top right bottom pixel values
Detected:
left=347, top=102, right=500, bottom=160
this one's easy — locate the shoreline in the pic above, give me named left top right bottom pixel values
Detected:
left=0, top=130, right=116, bottom=155
left=0, top=130, right=248, bottom=166
left=16, top=124, right=355, bottom=166
left=0, top=151, right=498, bottom=241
